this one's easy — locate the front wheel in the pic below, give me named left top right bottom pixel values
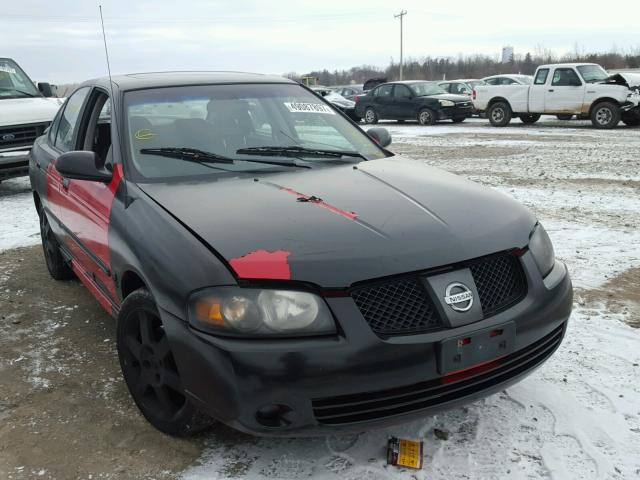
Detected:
left=417, top=108, right=437, bottom=125
left=364, top=107, right=378, bottom=124
left=487, top=102, right=512, bottom=127
left=591, top=102, right=621, bottom=129
left=520, top=113, right=541, bottom=125
left=117, top=288, right=213, bottom=436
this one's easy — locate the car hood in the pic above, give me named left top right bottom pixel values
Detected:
left=0, top=97, right=63, bottom=127
left=419, top=93, right=470, bottom=102
left=139, top=158, right=536, bottom=287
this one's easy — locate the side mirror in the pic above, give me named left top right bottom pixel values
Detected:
left=55, top=151, right=113, bottom=183
left=367, top=127, right=392, bottom=148
left=38, top=82, right=53, bottom=97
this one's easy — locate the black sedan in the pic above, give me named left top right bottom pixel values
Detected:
left=29, top=72, right=572, bottom=437
left=355, top=81, right=474, bottom=125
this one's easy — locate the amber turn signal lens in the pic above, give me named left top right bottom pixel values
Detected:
left=195, top=299, right=224, bottom=326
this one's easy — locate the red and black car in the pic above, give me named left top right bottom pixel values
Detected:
left=30, top=72, right=572, bottom=436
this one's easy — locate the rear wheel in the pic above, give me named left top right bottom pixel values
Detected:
left=364, top=107, right=378, bottom=124
left=39, top=209, right=74, bottom=280
left=117, top=288, right=213, bottom=436
left=556, top=114, right=573, bottom=120
left=417, top=108, right=437, bottom=125
left=520, top=113, right=541, bottom=125
left=487, top=102, right=512, bottom=127
left=591, top=102, right=621, bottom=129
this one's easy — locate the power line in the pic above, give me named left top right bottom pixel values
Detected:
left=394, top=10, right=407, bottom=80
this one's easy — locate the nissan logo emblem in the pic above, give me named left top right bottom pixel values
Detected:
left=444, top=282, right=474, bottom=312
left=1, top=133, right=16, bottom=142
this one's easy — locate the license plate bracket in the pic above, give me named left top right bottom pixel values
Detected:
left=438, top=322, right=516, bottom=375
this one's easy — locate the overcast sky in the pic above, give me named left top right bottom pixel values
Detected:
left=2, top=0, right=639, bottom=84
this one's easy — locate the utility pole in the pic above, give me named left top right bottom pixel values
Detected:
left=394, top=10, right=407, bottom=80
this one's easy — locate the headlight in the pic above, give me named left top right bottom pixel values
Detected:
left=529, top=223, right=555, bottom=277
left=439, top=100, right=455, bottom=107
left=188, top=287, right=336, bottom=337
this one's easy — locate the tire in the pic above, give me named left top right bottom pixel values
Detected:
left=520, top=113, right=541, bottom=125
left=621, top=112, right=640, bottom=127
left=591, top=102, right=621, bottom=129
left=487, top=102, right=512, bottom=127
left=117, top=288, right=213, bottom=436
left=364, top=107, right=378, bottom=125
left=451, top=117, right=466, bottom=123
left=556, top=114, right=573, bottom=120
left=417, top=108, right=437, bottom=125
left=39, top=209, right=74, bottom=280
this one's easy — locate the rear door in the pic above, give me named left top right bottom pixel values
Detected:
left=55, top=88, right=123, bottom=311
left=529, top=68, right=549, bottom=112
left=544, top=68, right=585, bottom=114
left=390, top=84, right=415, bottom=119
left=371, top=84, right=394, bottom=118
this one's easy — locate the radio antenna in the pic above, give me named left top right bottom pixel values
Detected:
left=99, top=5, right=116, bottom=101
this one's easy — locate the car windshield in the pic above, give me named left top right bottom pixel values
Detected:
left=577, top=65, right=610, bottom=83
left=410, top=82, right=448, bottom=96
left=0, top=58, right=41, bottom=98
left=124, top=83, right=387, bottom=181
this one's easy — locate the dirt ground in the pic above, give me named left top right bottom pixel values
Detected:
left=1, top=119, right=639, bottom=479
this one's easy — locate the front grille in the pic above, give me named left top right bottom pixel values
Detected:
left=351, top=251, right=527, bottom=336
left=313, top=323, right=564, bottom=425
left=469, top=253, right=527, bottom=316
left=351, top=278, right=441, bottom=336
left=0, top=122, right=48, bottom=151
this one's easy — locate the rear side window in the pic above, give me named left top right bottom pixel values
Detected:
left=552, top=68, right=582, bottom=86
left=534, top=69, right=549, bottom=85
left=485, top=78, right=497, bottom=85
left=393, top=85, right=412, bottom=98
left=451, top=83, right=470, bottom=94
left=54, top=87, right=90, bottom=152
left=375, top=84, right=393, bottom=97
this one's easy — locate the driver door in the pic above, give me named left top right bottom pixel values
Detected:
left=55, top=88, right=122, bottom=310
left=545, top=68, right=585, bottom=114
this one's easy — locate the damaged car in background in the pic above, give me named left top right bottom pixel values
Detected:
left=474, top=63, right=640, bottom=128
left=30, top=72, right=572, bottom=437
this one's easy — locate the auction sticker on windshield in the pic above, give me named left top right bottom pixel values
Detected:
left=284, top=102, right=335, bottom=114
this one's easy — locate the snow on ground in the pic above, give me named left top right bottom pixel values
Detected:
left=0, top=176, right=40, bottom=252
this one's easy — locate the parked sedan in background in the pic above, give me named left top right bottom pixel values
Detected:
left=333, top=85, right=364, bottom=100
left=482, top=74, right=533, bottom=85
left=439, top=79, right=486, bottom=96
left=310, top=86, right=360, bottom=121
left=355, top=81, right=473, bottom=125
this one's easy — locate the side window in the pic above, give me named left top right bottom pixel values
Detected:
left=451, top=83, right=469, bottom=94
left=501, top=78, right=517, bottom=85
left=375, top=84, right=393, bottom=97
left=393, top=85, right=412, bottom=99
left=439, top=83, right=450, bottom=93
left=54, top=87, right=90, bottom=152
left=552, top=68, right=582, bottom=86
left=534, top=69, right=549, bottom=85
left=485, top=78, right=497, bottom=85
left=47, top=106, right=64, bottom=144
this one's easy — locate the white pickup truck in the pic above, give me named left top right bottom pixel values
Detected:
left=473, top=63, right=640, bottom=129
left=0, top=57, right=64, bottom=182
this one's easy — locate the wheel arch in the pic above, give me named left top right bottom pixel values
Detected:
left=487, top=97, right=513, bottom=111
left=120, top=269, right=148, bottom=300
left=589, top=98, right=621, bottom=116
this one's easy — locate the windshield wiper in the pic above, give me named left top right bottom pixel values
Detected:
left=140, top=147, right=309, bottom=169
left=0, top=88, right=38, bottom=98
left=236, top=145, right=367, bottom=161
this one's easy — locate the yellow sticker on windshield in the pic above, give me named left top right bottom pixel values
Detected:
left=135, top=129, right=157, bottom=140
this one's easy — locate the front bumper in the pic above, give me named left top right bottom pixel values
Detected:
left=438, top=104, right=474, bottom=120
left=162, top=253, right=572, bottom=437
left=0, top=150, right=30, bottom=181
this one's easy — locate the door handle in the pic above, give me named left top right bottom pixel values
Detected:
left=548, top=89, right=554, bottom=92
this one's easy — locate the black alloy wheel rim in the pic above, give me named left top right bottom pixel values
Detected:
left=121, top=307, right=186, bottom=422
left=40, top=213, right=58, bottom=272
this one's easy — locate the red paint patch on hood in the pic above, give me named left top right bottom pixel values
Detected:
left=229, top=249, right=292, bottom=280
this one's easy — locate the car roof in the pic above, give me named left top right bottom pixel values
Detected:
left=482, top=74, right=531, bottom=80
left=537, top=63, right=599, bottom=69
left=80, top=71, right=295, bottom=92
